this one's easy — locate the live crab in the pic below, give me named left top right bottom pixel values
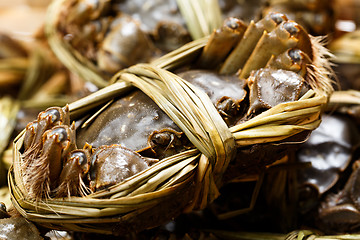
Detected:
left=18, top=12, right=331, bottom=204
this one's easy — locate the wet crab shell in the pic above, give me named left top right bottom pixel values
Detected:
left=247, top=68, right=306, bottom=114
left=89, top=144, right=149, bottom=191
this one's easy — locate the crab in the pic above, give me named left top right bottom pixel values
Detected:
left=20, top=13, right=323, bottom=207
left=317, top=159, right=360, bottom=233
left=57, top=0, right=193, bottom=77
left=21, top=68, right=308, bottom=200
left=21, top=70, right=249, bottom=199
left=295, top=114, right=357, bottom=213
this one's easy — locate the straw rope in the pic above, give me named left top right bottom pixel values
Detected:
left=9, top=60, right=328, bottom=234
left=45, top=0, right=109, bottom=88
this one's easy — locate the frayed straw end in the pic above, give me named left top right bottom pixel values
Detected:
left=306, top=35, right=335, bottom=96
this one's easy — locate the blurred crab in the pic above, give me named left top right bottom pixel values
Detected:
left=262, top=0, right=335, bottom=36
left=56, top=0, right=195, bottom=77
left=20, top=13, right=329, bottom=205
left=317, top=157, right=360, bottom=233
left=56, top=0, right=268, bottom=79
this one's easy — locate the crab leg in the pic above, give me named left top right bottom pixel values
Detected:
left=23, top=125, right=75, bottom=199
left=220, top=12, right=288, bottom=75
left=23, top=106, right=69, bottom=150
left=55, top=148, right=91, bottom=198
left=239, top=20, right=312, bottom=79
left=22, top=106, right=70, bottom=178
left=266, top=48, right=311, bottom=77
left=196, top=17, right=247, bottom=69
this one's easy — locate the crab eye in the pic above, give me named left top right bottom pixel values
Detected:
left=288, top=49, right=302, bottom=63
left=42, top=108, right=61, bottom=124
left=49, top=127, right=68, bottom=142
left=151, top=132, right=172, bottom=146
left=283, top=21, right=299, bottom=35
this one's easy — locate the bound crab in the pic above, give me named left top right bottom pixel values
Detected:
left=12, top=12, right=332, bottom=234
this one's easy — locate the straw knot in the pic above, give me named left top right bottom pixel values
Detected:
left=116, top=63, right=236, bottom=209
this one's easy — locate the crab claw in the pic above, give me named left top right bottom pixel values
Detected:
left=22, top=123, right=76, bottom=200
left=240, top=20, right=312, bottom=79
left=318, top=161, right=360, bottom=232
left=55, top=147, right=91, bottom=198
left=266, top=48, right=311, bottom=77
left=43, top=124, right=76, bottom=181
left=23, top=106, right=70, bottom=150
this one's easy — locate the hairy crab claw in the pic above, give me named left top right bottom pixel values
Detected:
left=22, top=124, right=76, bottom=199
left=55, top=148, right=91, bottom=198
left=246, top=47, right=311, bottom=115
left=21, top=106, right=71, bottom=189
left=246, top=68, right=306, bottom=115
left=23, top=106, right=70, bottom=151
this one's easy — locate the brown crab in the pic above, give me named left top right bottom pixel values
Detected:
left=21, top=67, right=309, bottom=201
left=21, top=69, right=249, bottom=199
left=57, top=0, right=193, bottom=77
left=20, top=13, right=321, bottom=206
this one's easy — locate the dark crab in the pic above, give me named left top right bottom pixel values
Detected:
left=296, top=114, right=359, bottom=214
left=317, top=158, right=360, bottom=233
left=57, top=0, right=195, bottom=77
left=21, top=70, right=249, bottom=199
left=21, top=68, right=309, bottom=201
left=20, top=14, right=320, bottom=205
